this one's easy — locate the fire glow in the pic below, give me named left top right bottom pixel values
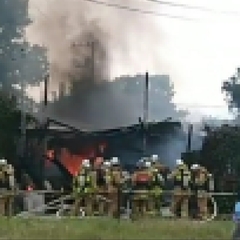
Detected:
left=46, top=142, right=107, bottom=176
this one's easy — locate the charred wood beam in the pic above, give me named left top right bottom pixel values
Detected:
left=47, top=117, right=85, bottom=134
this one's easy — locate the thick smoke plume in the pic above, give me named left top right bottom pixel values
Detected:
left=26, top=0, right=168, bottom=129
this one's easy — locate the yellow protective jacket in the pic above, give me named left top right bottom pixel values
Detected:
left=73, top=170, right=94, bottom=194
left=170, top=164, right=191, bottom=188
left=194, top=166, right=209, bottom=188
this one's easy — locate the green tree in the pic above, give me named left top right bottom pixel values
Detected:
left=0, top=89, right=37, bottom=170
left=222, top=68, right=240, bottom=113
left=0, top=0, right=47, bottom=91
left=199, top=124, right=240, bottom=175
left=50, top=74, right=187, bottom=129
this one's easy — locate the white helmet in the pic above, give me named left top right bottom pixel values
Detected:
left=111, top=157, right=119, bottom=165
left=191, top=164, right=199, bottom=170
left=104, top=161, right=111, bottom=167
left=82, top=159, right=90, bottom=167
left=145, top=161, right=151, bottom=168
left=83, top=159, right=89, bottom=164
left=0, top=159, right=7, bottom=165
left=151, top=154, right=158, bottom=162
left=176, top=159, right=183, bottom=166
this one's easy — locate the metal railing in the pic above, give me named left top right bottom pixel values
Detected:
left=0, top=189, right=237, bottom=220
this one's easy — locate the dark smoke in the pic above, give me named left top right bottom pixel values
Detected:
left=26, top=0, right=204, bottom=173
left=26, top=0, right=170, bottom=129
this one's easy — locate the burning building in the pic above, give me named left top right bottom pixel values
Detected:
left=22, top=116, right=183, bottom=189
left=15, top=68, right=189, bottom=190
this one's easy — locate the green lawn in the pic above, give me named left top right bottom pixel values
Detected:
left=0, top=217, right=234, bottom=239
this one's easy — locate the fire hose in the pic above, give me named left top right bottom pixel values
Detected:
left=197, top=195, right=217, bottom=223
left=197, top=192, right=237, bottom=223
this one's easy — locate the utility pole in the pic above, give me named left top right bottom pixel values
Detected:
left=41, top=74, right=49, bottom=189
left=91, top=41, right=95, bottom=82
left=186, top=124, right=193, bottom=152
left=143, top=72, right=149, bottom=156
left=44, top=74, right=49, bottom=108
left=20, top=76, right=26, bottom=158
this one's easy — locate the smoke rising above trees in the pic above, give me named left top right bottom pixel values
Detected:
left=47, top=75, right=187, bottom=130
left=26, top=0, right=165, bottom=88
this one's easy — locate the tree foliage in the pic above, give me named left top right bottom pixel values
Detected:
left=50, top=74, right=187, bottom=129
left=0, top=90, right=36, bottom=161
left=0, top=0, right=47, bottom=91
left=201, top=125, right=240, bottom=174
left=222, top=68, right=240, bottom=112
left=0, top=91, right=21, bottom=160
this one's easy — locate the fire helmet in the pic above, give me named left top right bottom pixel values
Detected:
left=191, top=164, right=199, bottom=170
left=151, top=154, right=158, bottom=162
left=176, top=159, right=183, bottom=166
left=0, top=159, right=7, bottom=165
left=111, top=157, right=119, bottom=165
left=145, top=161, right=151, bottom=168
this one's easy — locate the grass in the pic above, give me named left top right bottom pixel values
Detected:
left=0, top=217, right=234, bottom=239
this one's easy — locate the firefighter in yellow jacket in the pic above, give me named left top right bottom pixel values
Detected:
left=0, top=159, right=7, bottom=215
left=149, top=165, right=164, bottom=215
left=191, top=164, right=213, bottom=220
left=108, top=157, right=123, bottom=218
left=168, top=159, right=191, bottom=218
left=131, top=160, right=152, bottom=218
left=97, top=160, right=111, bottom=216
left=92, top=157, right=105, bottom=216
left=72, top=159, right=95, bottom=216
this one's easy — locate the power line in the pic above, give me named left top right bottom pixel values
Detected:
left=81, top=0, right=194, bottom=21
left=145, top=0, right=240, bottom=16
left=176, top=103, right=228, bottom=109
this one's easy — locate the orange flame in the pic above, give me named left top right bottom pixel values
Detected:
left=59, top=142, right=107, bottom=176
left=45, top=143, right=107, bottom=175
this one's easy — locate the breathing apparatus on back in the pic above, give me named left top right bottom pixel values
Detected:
left=175, top=159, right=190, bottom=189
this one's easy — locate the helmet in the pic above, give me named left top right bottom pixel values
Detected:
left=82, top=159, right=90, bottom=164
left=82, top=159, right=90, bottom=167
left=176, top=159, right=183, bottom=166
left=151, top=154, right=158, bottom=162
left=145, top=161, right=151, bottom=168
left=191, top=164, right=199, bottom=170
left=111, top=157, right=119, bottom=165
left=0, top=159, right=7, bottom=165
left=104, top=161, right=111, bottom=167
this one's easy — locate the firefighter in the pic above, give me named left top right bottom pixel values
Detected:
left=5, top=163, right=15, bottom=190
left=121, top=169, right=132, bottom=215
left=168, top=159, right=191, bottom=218
left=131, top=160, right=152, bottom=218
left=72, top=159, right=95, bottom=216
left=96, top=159, right=110, bottom=216
left=191, top=164, right=212, bottom=220
left=150, top=154, right=159, bottom=166
left=150, top=154, right=169, bottom=179
left=102, top=160, right=113, bottom=216
left=4, top=161, right=15, bottom=216
left=0, top=159, right=7, bottom=215
left=93, top=157, right=107, bottom=216
left=108, top=157, right=123, bottom=218
left=148, top=165, right=164, bottom=215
